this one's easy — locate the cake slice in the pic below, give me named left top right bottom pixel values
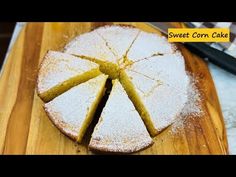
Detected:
left=44, top=74, right=108, bottom=143
left=96, top=25, right=140, bottom=61
left=89, top=80, right=153, bottom=153
left=64, top=30, right=120, bottom=79
left=127, top=31, right=176, bottom=62
left=120, top=53, right=189, bottom=136
left=64, top=30, right=117, bottom=63
left=37, top=51, right=101, bottom=102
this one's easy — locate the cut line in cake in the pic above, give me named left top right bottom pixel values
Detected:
left=37, top=51, right=101, bottom=102
left=44, top=74, right=108, bottom=142
left=120, top=52, right=189, bottom=136
left=89, top=80, right=153, bottom=153
left=95, top=25, right=141, bottom=65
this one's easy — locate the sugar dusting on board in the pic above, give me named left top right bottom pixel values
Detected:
left=170, top=73, right=204, bottom=134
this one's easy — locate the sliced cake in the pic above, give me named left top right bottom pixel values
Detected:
left=37, top=24, right=191, bottom=154
left=95, top=25, right=140, bottom=62
left=64, top=30, right=120, bottom=79
left=64, top=29, right=117, bottom=63
left=120, top=53, right=189, bottom=136
left=44, top=74, right=108, bottom=143
left=37, top=51, right=101, bottom=102
left=126, top=31, right=176, bottom=63
left=89, top=80, right=153, bottom=153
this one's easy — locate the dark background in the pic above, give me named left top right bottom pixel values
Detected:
left=0, top=22, right=16, bottom=69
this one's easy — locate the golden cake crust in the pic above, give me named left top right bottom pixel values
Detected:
left=89, top=140, right=153, bottom=154
left=44, top=105, right=77, bottom=141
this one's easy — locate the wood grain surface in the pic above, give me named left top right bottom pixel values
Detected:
left=0, top=22, right=228, bottom=154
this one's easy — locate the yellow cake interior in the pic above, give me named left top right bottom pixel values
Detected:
left=69, top=45, right=161, bottom=136
left=68, top=56, right=158, bottom=136
left=77, top=76, right=107, bottom=142
left=119, top=70, right=157, bottom=136
left=39, top=68, right=101, bottom=102
left=71, top=55, right=120, bottom=79
left=44, top=74, right=108, bottom=143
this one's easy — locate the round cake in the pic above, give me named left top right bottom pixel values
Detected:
left=37, top=25, right=189, bottom=153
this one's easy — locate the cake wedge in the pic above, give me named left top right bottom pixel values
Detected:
left=120, top=53, right=189, bottom=136
left=44, top=74, right=108, bottom=143
left=89, top=80, right=153, bottom=153
left=37, top=51, right=101, bottom=102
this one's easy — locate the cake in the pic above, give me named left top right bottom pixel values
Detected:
left=44, top=74, right=108, bottom=142
left=89, top=80, right=153, bottom=153
left=37, top=51, right=101, bottom=102
left=64, top=29, right=117, bottom=63
left=37, top=24, right=190, bottom=153
left=120, top=52, right=189, bottom=136
left=95, top=25, right=140, bottom=62
left=126, top=31, right=176, bottom=63
left=64, top=29, right=120, bottom=79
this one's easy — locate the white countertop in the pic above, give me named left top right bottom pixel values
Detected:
left=4, top=22, right=236, bottom=154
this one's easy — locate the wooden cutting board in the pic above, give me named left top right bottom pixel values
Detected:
left=0, top=22, right=228, bottom=154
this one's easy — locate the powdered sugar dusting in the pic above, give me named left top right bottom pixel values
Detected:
left=127, top=31, right=176, bottom=62
left=37, top=51, right=99, bottom=94
left=64, top=29, right=117, bottom=63
left=39, top=25, right=205, bottom=153
left=95, top=25, right=140, bottom=60
left=89, top=80, right=153, bottom=153
left=44, top=74, right=108, bottom=140
left=170, top=73, right=204, bottom=134
left=125, top=52, right=189, bottom=132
